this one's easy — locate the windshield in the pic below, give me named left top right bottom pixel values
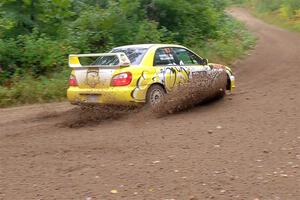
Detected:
left=111, top=47, right=148, bottom=65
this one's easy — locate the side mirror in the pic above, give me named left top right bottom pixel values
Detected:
left=203, top=58, right=208, bottom=65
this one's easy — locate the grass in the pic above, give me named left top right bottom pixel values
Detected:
left=237, top=3, right=300, bottom=34
left=194, top=17, right=256, bottom=64
left=253, top=11, right=300, bottom=33
left=196, top=30, right=256, bottom=64
left=0, top=71, right=69, bottom=107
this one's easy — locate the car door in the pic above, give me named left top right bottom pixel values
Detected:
left=172, top=47, right=211, bottom=80
left=153, top=47, right=191, bottom=92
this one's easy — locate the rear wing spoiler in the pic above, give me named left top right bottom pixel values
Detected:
left=68, top=53, right=131, bottom=68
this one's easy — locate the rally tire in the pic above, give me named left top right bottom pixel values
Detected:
left=146, top=84, right=166, bottom=108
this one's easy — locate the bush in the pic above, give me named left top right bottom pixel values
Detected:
left=0, top=0, right=249, bottom=82
left=0, top=71, right=68, bottom=107
left=0, top=30, right=73, bottom=84
left=191, top=15, right=256, bottom=63
left=240, top=0, right=300, bottom=32
left=0, top=0, right=256, bottom=107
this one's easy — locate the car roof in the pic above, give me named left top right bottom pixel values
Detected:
left=113, top=44, right=185, bottom=50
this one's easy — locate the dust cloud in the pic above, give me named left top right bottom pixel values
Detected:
left=46, top=70, right=228, bottom=128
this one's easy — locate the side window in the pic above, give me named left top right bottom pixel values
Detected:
left=154, top=48, right=177, bottom=66
left=173, top=48, right=203, bottom=65
left=188, top=51, right=203, bottom=65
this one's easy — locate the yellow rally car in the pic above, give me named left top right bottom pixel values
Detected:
left=67, top=44, right=235, bottom=107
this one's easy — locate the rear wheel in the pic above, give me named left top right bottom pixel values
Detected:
left=146, top=84, right=166, bottom=108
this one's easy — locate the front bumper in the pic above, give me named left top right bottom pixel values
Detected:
left=229, top=75, right=235, bottom=91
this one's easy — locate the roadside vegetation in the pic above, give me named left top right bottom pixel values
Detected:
left=0, top=0, right=256, bottom=107
left=234, top=0, right=300, bottom=32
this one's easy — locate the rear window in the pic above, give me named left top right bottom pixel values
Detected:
left=111, top=47, right=148, bottom=65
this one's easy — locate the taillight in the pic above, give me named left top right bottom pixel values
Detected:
left=69, top=75, right=78, bottom=86
left=111, top=72, right=132, bottom=86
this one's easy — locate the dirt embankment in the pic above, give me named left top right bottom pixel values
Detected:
left=1, top=8, right=300, bottom=200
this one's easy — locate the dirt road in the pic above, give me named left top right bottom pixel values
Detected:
left=1, top=8, right=299, bottom=200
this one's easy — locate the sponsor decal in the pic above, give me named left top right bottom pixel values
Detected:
left=86, top=69, right=100, bottom=88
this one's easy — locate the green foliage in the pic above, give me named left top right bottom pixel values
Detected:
left=0, top=0, right=74, bottom=37
left=238, top=0, right=300, bottom=32
left=0, top=0, right=256, bottom=107
left=238, top=0, right=300, bottom=19
left=0, top=30, right=73, bottom=84
left=0, top=71, right=68, bottom=107
left=192, top=16, right=256, bottom=63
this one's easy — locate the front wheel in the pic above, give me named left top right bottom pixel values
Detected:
left=213, top=73, right=227, bottom=100
left=146, top=84, right=166, bottom=108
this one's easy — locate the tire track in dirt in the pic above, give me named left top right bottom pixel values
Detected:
left=0, top=8, right=299, bottom=200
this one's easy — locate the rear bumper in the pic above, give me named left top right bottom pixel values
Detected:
left=67, top=86, right=144, bottom=105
